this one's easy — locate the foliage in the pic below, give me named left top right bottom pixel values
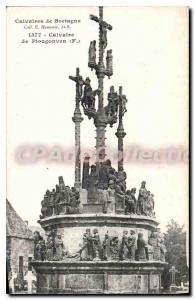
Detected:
left=161, top=219, right=189, bottom=288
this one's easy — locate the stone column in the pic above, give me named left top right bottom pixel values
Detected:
left=72, top=109, right=83, bottom=189
left=115, top=86, right=126, bottom=170
left=70, top=68, right=84, bottom=189
left=90, top=7, right=112, bottom=164
left=95, top=7, right=107, bottom=163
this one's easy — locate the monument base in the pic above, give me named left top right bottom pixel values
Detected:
left=169, top=284, right=178, bottom=294
left=32, top=261, right=166, bottom=294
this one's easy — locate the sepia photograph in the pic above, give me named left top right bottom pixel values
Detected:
left=6, top=5, right=189, bottom=294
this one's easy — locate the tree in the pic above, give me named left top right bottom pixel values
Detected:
left=161, top=219, right=189, bottom=288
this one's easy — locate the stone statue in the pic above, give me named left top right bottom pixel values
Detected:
left=82, top=155, right=90, bottom=189
left=110, top=236, right=120, bottom=260
left=107, top=180, right=116, bottom=213
left=106, top=50, right=113, bottom=78
left=97, top=160, right=113, bottom=211
left=86, top=229, right=94, bottom=261
left=48, top=189, right=55, bottom=215
left=81, top=77, right=100, bottom=109
left=54, top=234, right=64, bottom=260
left=145, top=191, right=154, bottom=217
left=125, top=188, right=136, bottom=214
left=40, top=239, right=46, bottom=261
left=148, top=232, right=160, bottom=261
left=108, top=167, right=117, bottom=183
left=156, top=228, right=166, bottom=262
left=114, top=178, right=126, bottom=213
left=67, top=187, right=80, bottom=214
left=87, top=165, right=99, bottom=202
left=149, top=193, right=155, bottom=217
left=92, top=229, right=102, bottom=260
left=115, top=178, right=125, bottom=196
left=77, top=75, right=84, bottom=99
left=59, top=176, right=66, bottom=194
left=34, top=232, right=42, bottom=261
left=54, top=185, right=61, bottom=215
left=106, top=86, right=119, bottom=118
left=57, top=181, right=70, bottom=214
left=40, top=189, right=52, bottom=218
left=127, top=230, right=136, bottom=260
left=136, top=233, right=147, bottom=261
left=46, top=237, right=55, bottom=261
left=101, top=24, right=108, bottom=49
left=40, top=193, right=49, bottom=219
left=121, top=95, right=127, bottom=116
left=98, top=159, right=111, bottom=190
left=137, top=181, right=147, bottom=215
left=102, top=232, right=111, bottom=260
left=117, top=166, right=127, bottom=191
left=46, top=226, right=56, bottom=241
left=33, top=231, right=46, bottom=261
left=120, top=230, right=129, bottom=260
left=55, top=184, right=59, bottom=194
left=88, top=40, right=96, bottom=69
left=98, top=189, right=109, bottom=213
left=79, top=232, right=88, bottom=261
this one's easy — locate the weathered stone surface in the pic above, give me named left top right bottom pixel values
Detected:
left=82, top=203, right=104, bottom=214
left=38, top=215, right=157, bottom=254
left=149, top=274, right=160, bottom=293
left=32, top=261, right=166, bottom=294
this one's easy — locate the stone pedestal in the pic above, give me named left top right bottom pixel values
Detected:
left=83, top=203, right=104, bottom=214
left=33, top=214, right=166, bottom=294
left=115, top=194, right=125, bottom=214
left=33, top=261, right=166, bottom=294
left=169, top=285, right=178, bottom=294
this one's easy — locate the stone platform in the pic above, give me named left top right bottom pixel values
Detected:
left=34, top=214, right=165, bottom=294
left=32, top=260, right=166, bottom=294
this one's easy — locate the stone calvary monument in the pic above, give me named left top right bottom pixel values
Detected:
left=32, top=7, right=167, bottom=294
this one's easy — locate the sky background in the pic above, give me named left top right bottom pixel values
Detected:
left=7, top=6, right=189, bottom=232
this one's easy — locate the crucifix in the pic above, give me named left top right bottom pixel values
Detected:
left=69, top=67, right=84, bottom=109
left=90, top=7, right=112, bottom=109
left=89, top=7, right=113, bottom=162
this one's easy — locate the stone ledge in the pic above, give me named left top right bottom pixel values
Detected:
left=38, top=214, right=158, bottom=231
left=32, top=260, right=167, bottom=273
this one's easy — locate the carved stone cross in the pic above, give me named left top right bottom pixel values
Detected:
left=90, top=7, right=112, bottom=32
left=90, top=6, right=112, bottom=67
left=169, top=265, right=179, bottom=286
left=69, top=67, right=84, bottom=108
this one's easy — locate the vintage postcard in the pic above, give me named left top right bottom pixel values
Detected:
left=6, top=6, right=189, bottom=294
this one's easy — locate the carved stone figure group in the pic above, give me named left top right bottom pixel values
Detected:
left=82, top=157, right=155, bottom=217
left=79, top=228, right=102, bottom=261
left=88, top=39, right=113, bottom=79
left=79, top=229, right=166, bottom=262
left=40, top=176, right=80, bottom=219
left=137, top=181, right=155, bottom=217
left=33, top=228, right=65, bottom=261
left=124, top=181, right=155, bottom=217
left=33, top=226, right=166, bottom=263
